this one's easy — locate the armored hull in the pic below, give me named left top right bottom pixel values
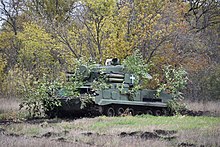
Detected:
left=49, top=58, right=173, bottom=117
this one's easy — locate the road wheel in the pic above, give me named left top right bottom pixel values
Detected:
left=162, top=108, right=169, bottom=116
left=45, top=110, right=55, bottom=118
left=45, top=107, right=59, bottom=118
left=116, top=107, right=124, bottom=116
left=145, top=110, right=153, bottom=115
left=98, top=106, right=104, bottom=115
left=128, top=108, right=135, bottom=116
left=106, top=107, right=115, bottom=117
left=154, top=109, right=162, bottom=116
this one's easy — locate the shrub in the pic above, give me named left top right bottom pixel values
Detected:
left=157, top=65, right=188, bottom=113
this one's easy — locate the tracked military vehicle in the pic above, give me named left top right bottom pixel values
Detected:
left=48, top=58, right=173, bottom=117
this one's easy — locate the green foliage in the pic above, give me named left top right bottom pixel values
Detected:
left=123, top=50, right=151, bottom=85
left=200, top=66, right=220, bottom=100
left=91, top=73, right=109, bottom=91
left=79, top=93, right=95, bottom=109
left=157, top=65, right=188, bottom=99
left=167, top=100, right=186, bottom=115
left=48, top=58, right=101, bottom=109
left=0, top=0, right=219, bottom=111
left=20, top=75, right=62, bottom=118
left=59, top=71, right=83, bottom=98
left=19, top=71, right=85, bottom=118
left=156, top=65, right=188, bottom=113
left=18, top=57, right=107, bottom=117
left=122, top=50, right=152, bottom=100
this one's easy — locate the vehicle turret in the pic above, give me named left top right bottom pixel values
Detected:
left=48, top=58, right=172, bottom=117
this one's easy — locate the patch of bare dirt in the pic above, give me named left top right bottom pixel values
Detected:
left=119, top=129, right=177, bottom=140
left=0, top=128, right=5, bottom=134
left=180, top=109, right=214, bottom=116
left=154, top=129, right=177, bottom=136
left=178, top=142, right=196, bottom=147
left=41, top=132, right=59, bottom=138
left=0, top=125, right=215, bottom=147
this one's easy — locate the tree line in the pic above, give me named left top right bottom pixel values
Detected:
left=0, top=0, right=219, bottom=100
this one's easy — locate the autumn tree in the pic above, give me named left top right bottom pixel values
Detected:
left=185, top=0, right=220, bottom=32
left=17, top=22, right=65, bottom=78
left=0, top=0, right=219, bottom=100
left=181, top=0, right=220, bottom=100
left=0, top=0, right=21, bottom=35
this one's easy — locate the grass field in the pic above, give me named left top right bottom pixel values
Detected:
left=0, top=97, right=220, bottom=147
left=0, top=115, right=220, bottom=147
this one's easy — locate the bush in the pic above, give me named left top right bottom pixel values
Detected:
left=201, top=66, right=220, bottom=100
left=157, top=65, right=188, bottom=113
left=19, top=57, right=97, bottom=118
left=20, top=76, right=63, bottom=118
left=157, top=65, right=188, bottom=99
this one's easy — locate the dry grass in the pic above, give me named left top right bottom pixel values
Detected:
left=185, top=100, right=220, bottom=116
left=0, top=98, right=20, bottom=114
left=1, top=122, right=219, bottom=147
left=1, top=115, right=220, bottom=147
left=0, top=97, right=23, bottom=121
left=177, top=128, right=220, bottom=147
left=0, top=134, right=89, bottom=147
left=0, top=133, right=172, bottom=147
left=0, top=98, right=220, bottom=146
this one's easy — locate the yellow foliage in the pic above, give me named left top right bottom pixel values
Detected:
left=0, top=55, right=7, bottom=91
left=0, top=31, right=15, bottom=48
left=1, top=65, right=33, bottom=96
left=103, top=3, right=133, bottom=60
left=182, top=55, right=209, bottom=73
left=17, top=22, right=63, bottom=77
left=0, top=54, right=6, bottom=74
